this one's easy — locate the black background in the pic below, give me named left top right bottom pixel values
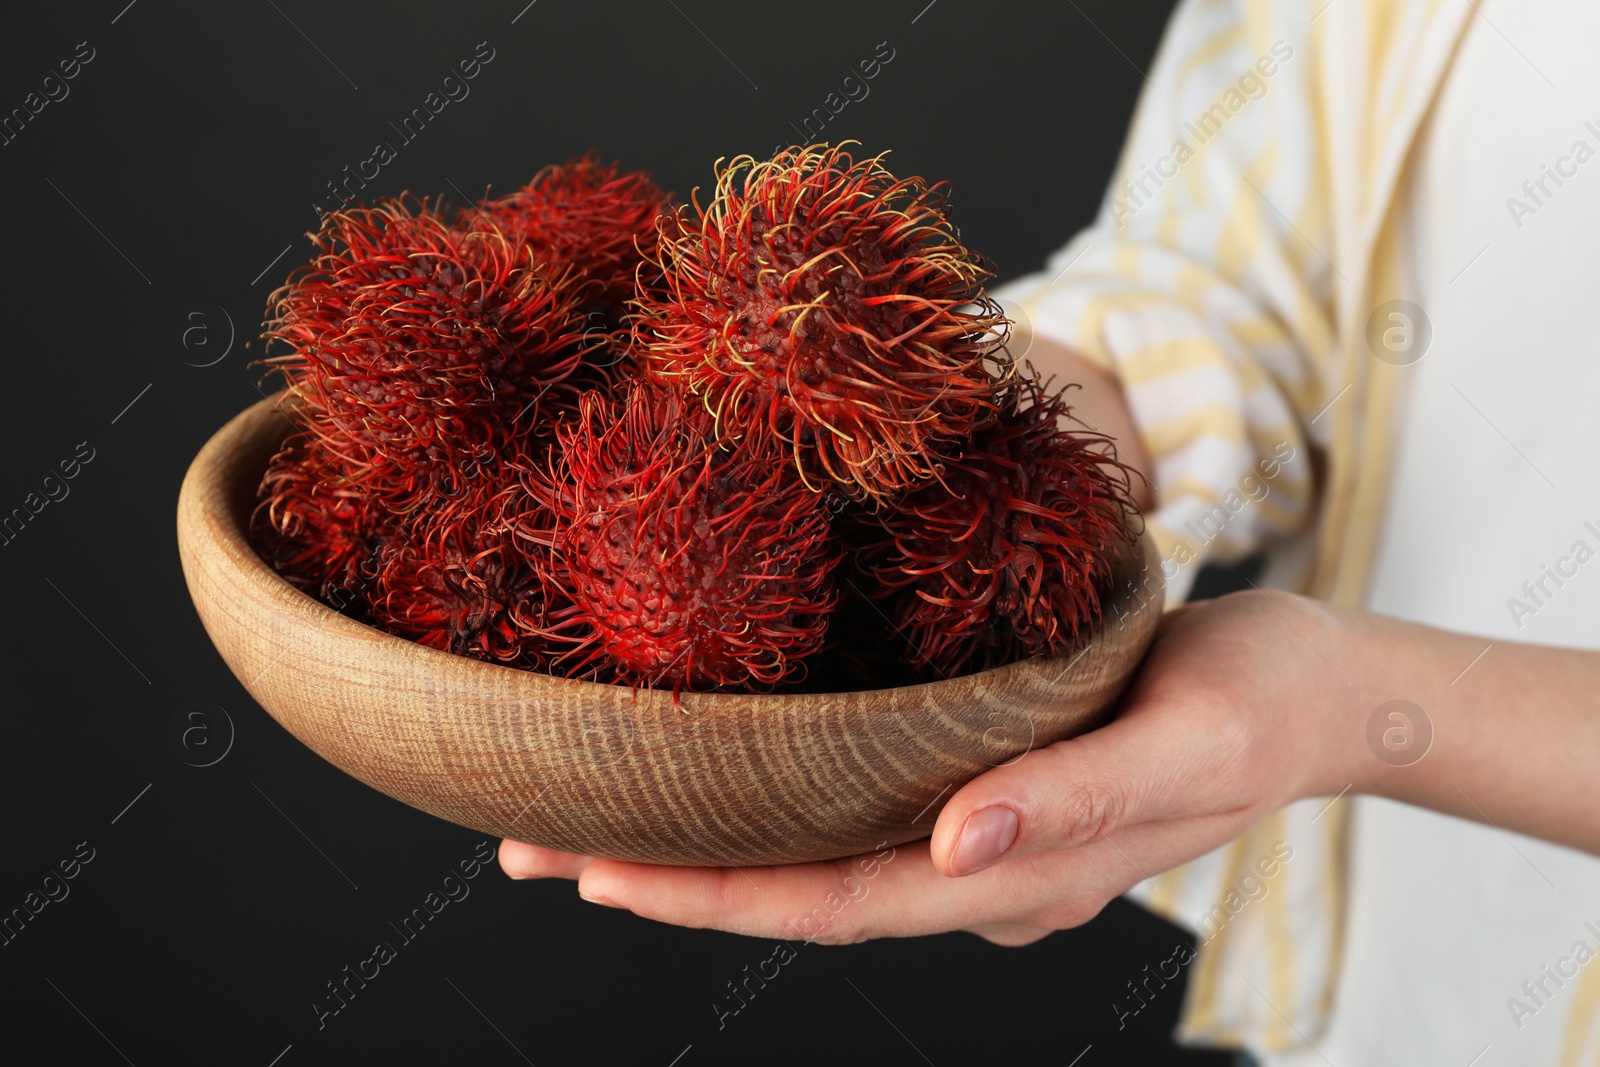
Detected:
left=0, top=2, right=1250, bottom=1063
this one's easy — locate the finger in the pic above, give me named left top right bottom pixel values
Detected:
left=499, top=840, right=596, bottom=880
left=930, top=697, right=1243, bottom=877
left=576, top=848, right=924, bottom=942
left=574, top=818, right=1213, bottom=943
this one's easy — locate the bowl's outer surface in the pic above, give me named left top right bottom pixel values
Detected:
left=177, top=396, right=1166, bottom=866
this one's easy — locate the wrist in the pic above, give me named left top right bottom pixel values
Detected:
left=1271, top=595, right=1444, bottom=802
left=1318, top=603, right=1465, bottom=803
left=1285, top=596, right=1386, bottom=800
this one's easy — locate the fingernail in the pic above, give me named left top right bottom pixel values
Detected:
left=578, top=885, right=622, bottom=908
left=951, top=806, right=1019, bottom=876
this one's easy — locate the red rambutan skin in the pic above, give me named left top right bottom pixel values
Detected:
left=634, top=142, right=1011, bottom=500
left=254, top=427, right=391, bottom=612
left=537, top=387, right=839, bottom=692
left=263, top=195, right=593, bottom=512
left=863, top=377, right=1140, bottom=677
left=460, top=152, right=674, bottom=309
left=368, top=481, right=561, bottom=666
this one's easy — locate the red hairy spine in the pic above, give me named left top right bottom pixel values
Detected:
left=262, top=195, right=592, bottom=513
left=864, top=377, right=1139, bottom=676
left=254, top=427, right=390, bottom=611
left=368, top=482, right=561, bottom=666
left=460, top=151, right=674, bottom=309
left=635, top=142, right=1010, bottom=500
left=538, top=387, right=839, bottom=691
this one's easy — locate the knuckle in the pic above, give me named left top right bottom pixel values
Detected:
left=703, top=869, right=744, bottom=915
left=1049, top=776, right=1126, bottom=848
left=783, top=860, right=872, bottom=946
left=795, top=914, right=867, bottom=946
left=819, top=924, right=871, bottom=946
left=1204, top=710, right=1256, bottom=787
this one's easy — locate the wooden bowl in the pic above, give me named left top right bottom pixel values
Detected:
left=177, top=395, right=1164, bottom=866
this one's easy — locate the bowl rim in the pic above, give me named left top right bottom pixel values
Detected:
left=182, top=392, right=1163, bottom=714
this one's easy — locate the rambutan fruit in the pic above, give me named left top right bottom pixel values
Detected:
left=263, top=195, right=593, bottom=512
left=368, top=481, right=561, bottom=666
left=863, top=377, right=1139, bottom=677
left=460, top=152, right=674, bottom=309
left=538, top=386, right=839, bottom=692
left=248, top=152, right=1144, bottom=692
left=635, top=142, right=1011, bottom=500
left=253, top=428, right=391, bottom=612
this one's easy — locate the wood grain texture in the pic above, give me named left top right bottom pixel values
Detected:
left=177, top=395, right=1166, bottom=866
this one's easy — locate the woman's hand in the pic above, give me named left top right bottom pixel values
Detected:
left=500, top=329, right=1600, bottom=940
left=499, top=588, right=1369, bottom=944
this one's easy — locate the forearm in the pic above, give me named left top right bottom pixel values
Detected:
left=1320, top=604, right=1600, bottom=853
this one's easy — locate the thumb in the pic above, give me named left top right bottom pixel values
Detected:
left=929, top=701, right=1211, bottom=877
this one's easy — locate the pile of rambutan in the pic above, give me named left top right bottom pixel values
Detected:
left=253, top=144, right=1140, bottom=694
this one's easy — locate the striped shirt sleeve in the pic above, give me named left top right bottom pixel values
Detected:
left=993, top=0, right=1331, bottom=605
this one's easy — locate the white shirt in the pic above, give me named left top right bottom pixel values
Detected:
left=1332, top=3, right=1600, bottom=1064
left=994, top=1, right=1600, bottom=1059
